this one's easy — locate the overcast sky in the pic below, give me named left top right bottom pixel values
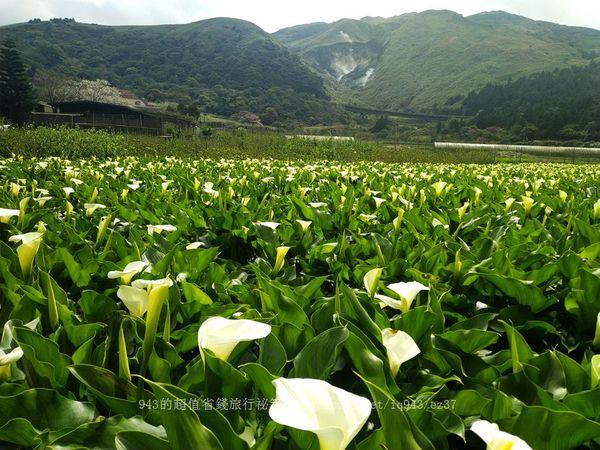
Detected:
left=1, top=0, right=599, bottom=32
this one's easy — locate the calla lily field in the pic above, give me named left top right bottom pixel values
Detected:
left=1, top=154, right=600, bottom=449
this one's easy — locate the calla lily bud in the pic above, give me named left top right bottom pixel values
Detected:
left=363, top=268, right=382, bottom=298
left=594, top=199, right=600, bottom=220
left=382, top=328, right=420, bottom=377
left=473, top=187, right=482, bottom=206
left=471, top=420, right=532, bottom=450
left=273, top=246, right=291, bottom=274
left=65, top=200, right=73, bottom=219
left=269, top=377, right=372, bottom=450
left=593, top=313, right=600, bottom=350
left=90, top=187, right=99, bottom=203
left=18, top=197, right=28, bottom=228
left=591, top=355, right=600, bottom=389
left=96, top=214, right=111, bottom=246
left=393, top=208, right=405, bottom=232
left=10, top=182, right=20, bottom=198
left=198, top=316, right=271, bottom=361
left=454, top=249, right=462, bottom=276
left=559, top=190, right=568, bottom=204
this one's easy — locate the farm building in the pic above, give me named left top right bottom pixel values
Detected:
left=29, top=101, right=197, bottom=134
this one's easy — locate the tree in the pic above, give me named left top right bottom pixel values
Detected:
left=371, top=115, right=391, bottom=133
left=0, top=39, right=35, bottom=125
left=57, top=79, right=125, bottom=104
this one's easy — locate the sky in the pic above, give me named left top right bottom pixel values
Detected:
left=0, top=0, right=599, bottom=32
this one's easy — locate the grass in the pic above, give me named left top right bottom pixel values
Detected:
left=3, top=126, right=600, bottom=164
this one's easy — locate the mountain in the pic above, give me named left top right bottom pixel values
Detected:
left=274, top=10, right=600, bottom=112
left=0, top=17, right=345, bottom=125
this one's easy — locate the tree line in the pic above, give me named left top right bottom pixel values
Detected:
left=461, top=61, right=600, bottom=142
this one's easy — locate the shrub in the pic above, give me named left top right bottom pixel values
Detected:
left=0, top=125, right=130, bottom=158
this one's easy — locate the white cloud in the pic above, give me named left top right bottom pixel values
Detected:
left=0, top=0, right=598, bottom=32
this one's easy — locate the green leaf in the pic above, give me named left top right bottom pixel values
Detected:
left=258, top=332, right=287, bottom=376
left=477, top=272, right=556, bottom=313
left=438, top=329, right=500, bottom=354
left=0, top=388, right=95, bottom=438
left=502, top=320, right=535, bottom=373
left=142, top=378, right=224, bottom=450
left=115, top=431, right=171, bottom=450
left=68, top=365, right=142, bottom=418
left=290, top=326, right=349, bottom=379
left=500, top=405, right=600, bottom=450
left=48, top=415, right=167, bottom=449
left=0, top=418, right=39, bottom=447
left=357, top=373, right=435, bottom=450
left=181, top=281, right=213, bottom=305
left=13, top=326, right=71, bottom=388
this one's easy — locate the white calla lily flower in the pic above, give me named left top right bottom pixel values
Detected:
left=0, top=346, right=24, bottom=366
left=296, top=219, right=312, bottom=232
left=198, top=316, right=271, bottom=361
left=186, top=241, right=207, bottom=250
left=62, top=187, right=75, bottom=198
left=147, top=224, right=177, bottom=234
left=380, top=281, right=429, bottom=313
left=363, top=268, right=382, bottom=298
left=255, top=221, right=280, bottom=230
left=117, top=277, right=172, bottom=317
left=117, top=285, right=148, bottom=317
left=375, top=294, right=403, bottom=310
left=381, top=328, right=420, bottom=377
left=131, top=278, right=174, bottom=290
left=269, top=377, right=372, bottom=450
left=521, top=196, right=534, bottom=215
left=108, top=261, right=148, bottom=284
left=471, top=420, right=532, bottom=450
left=84, top=203, right=106, bottom=217
left=0, top=208, right=20, bottom=223
left=373, top=197, right=386, bottom=208
left=274, top=246, right=291, bottom=274
left=0, top=346, right=24, bottom=381
left=9, top=232, right=43, bottom=277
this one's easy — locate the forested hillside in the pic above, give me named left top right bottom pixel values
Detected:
left=0, top=18, right=346, bottom=125
left=461, top=61, right=600, bottom=141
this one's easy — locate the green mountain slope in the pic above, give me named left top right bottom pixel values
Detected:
left=274, top=10, right=600, bottom=112
left=0, top=17, right=344, bottom=124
